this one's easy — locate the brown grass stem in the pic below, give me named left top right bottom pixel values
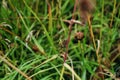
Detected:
left=87, top=14, right=96, bottom=50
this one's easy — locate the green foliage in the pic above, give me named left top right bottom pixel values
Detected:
left=0, top=0, right=120, bottom=80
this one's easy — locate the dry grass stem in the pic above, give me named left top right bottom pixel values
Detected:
left=0, top=55, right=32, bottom=80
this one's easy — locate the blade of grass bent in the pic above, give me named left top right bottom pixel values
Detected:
left=0, top=55, right=32, bottom=80
left=17, top=9, right=45, bottom=55
left=64, top=63, right=81, bottom=80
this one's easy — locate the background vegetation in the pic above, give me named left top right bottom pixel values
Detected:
left=0, top=0, right=120, bottom=80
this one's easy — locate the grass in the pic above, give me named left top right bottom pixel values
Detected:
left=0, top=0, right=120, bottom=80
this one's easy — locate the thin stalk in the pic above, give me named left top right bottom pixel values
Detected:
left=87, top=14, right=96, bottom=50
left=64, top=0, right=78, bottom=62
left=110, top=0, right=116, bottom=28
left=46, top=0, right=53, bottom=33
left=60, top=65, right=65, bottom=80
